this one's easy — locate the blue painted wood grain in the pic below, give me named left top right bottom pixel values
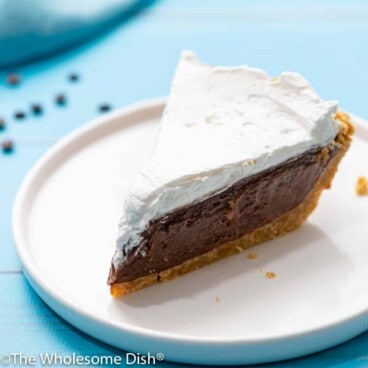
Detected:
left=1, top=0, right=368, bottom=366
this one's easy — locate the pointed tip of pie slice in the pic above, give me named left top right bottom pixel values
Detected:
left=110, top=274, right=159, bottom=297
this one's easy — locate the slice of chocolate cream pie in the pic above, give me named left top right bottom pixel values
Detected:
left=108, top=51, right=353, bottom=297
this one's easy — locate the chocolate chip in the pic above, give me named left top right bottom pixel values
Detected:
left=6, top=73, right=21, bottom=86
left=55, top=93, right=66, bottom=105
left=14, top=111, right=26, bottom=120
left=98, top=103, right=112, bottom=113
left=0, top=118, right=5, bottom=130
left=68, top=73, right=80, bottom=82
left=31, top=103, right=43, bottom=115
left=1, top=139, right=14, bottom=153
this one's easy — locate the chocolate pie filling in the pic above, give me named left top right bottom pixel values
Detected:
left=109, top=143, right=337, bottom=284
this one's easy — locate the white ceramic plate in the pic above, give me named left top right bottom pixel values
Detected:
left=13, top=99, right=368, bottom=365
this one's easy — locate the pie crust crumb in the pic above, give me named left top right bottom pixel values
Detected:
left=266, top=272, right=276, bottom=279
left=356, top=176, right=368, bottom=196
left=247, top=252, right=257, bottom=260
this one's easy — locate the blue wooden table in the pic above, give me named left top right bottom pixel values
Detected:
left=1, top=1, right=368, bottom=366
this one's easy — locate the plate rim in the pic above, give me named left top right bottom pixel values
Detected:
left=11, top=99, right=368, bottom=359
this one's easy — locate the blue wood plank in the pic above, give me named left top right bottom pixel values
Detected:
left=162, top=0, right=368, bottom=9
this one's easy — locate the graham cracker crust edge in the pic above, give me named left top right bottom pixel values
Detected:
left=110, top=115, right=353, bottom=298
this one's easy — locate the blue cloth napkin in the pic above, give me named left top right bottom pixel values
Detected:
left=0, top=0, right=152, bottom=69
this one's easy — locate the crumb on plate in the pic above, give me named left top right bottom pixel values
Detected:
left=247, top=252, right=257, bottom=260
left=356, top=176, right=368, bottom=196
left=265, top=272, right=276, bottom=279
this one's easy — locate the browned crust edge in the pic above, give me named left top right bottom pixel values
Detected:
left=110, top=114, right=353, bottom=298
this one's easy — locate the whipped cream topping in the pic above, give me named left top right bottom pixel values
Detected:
left=113, top=50, right=340, bottom=267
